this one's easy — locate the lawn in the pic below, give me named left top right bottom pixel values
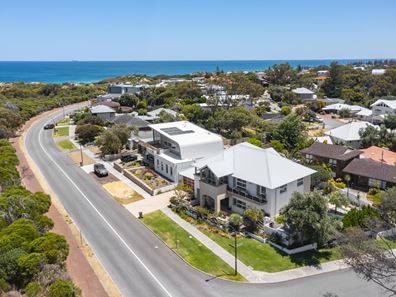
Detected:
left=54, top=126, right=69, bottom=137
left=198, top=226, right=342, bottom=272
left=141, top=211, right=245, bottom=281
left=57, top=117, right=70, bottom=125
left=56, top=139, right=76, bottom=151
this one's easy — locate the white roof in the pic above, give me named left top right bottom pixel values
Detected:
left=90, top=105, right=116, bottom=114
left=149, top=121, right=224, bottom=160
left=196, top=142, right=315, bottom=189
left=322, top=103, right=366, bottom=113
left=147, top=108, right=178, bottom=117
left=370, top=99, right=396, bottom=110
left=372, top=69, right=386, bottom=75
left=356, top=109, right=372, bottom=116
left=325, top=121, right=375, bottom=141
left=292, top=87, right=314, bottom=95
left=179, top=167, right=196, bottom=180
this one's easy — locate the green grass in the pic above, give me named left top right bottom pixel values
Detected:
left=56, top=139, right=76, bottom=151
left=198, top=226, right=341, bottom=272
left=54, top=126, right=69, bottom=137
left=141, top=211, right=245, bottom=281
left=57, top=117, right=70, bottom=125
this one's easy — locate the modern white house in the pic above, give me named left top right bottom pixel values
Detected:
left=108, top=84, right=145, bottom=95
left=136, top=121, right=224, bottom=182
left=370, top=99, right=396, bottom=116
left=292, top=87, right=316, bottom=101
left=193, top=142, right=315, bottom=217
left=325, top=121, right=375, bottom=148
left=372, top=69, right=386, bottom=75
left=90, top=105, right=116, bottom=121
left=322, top=103, right=368, bottom=115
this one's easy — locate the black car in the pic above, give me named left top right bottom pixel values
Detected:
left=43, top=123, right=55, bottom=130
left=120, top=154, right=137, bottom=163
left=94, top=163, right=108, bottom=177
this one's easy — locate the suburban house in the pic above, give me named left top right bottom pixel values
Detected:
left=113, top=114, right=151, bottom=139
left=370, top=99, right=396, bottom=116
left=292, top=87, right=316, bottom=101
left=90, top=105, right=116, bottom=121
left=372, top=69, right=386, bottom=75
left=343, top=158, right=396, bottom=189
left=136, top=121, right=224, bottom=182
left=300, top=142, right=362, bottom=178
left=324, top=121, right=375, bottom=148
left=108, top=84, right=145, bottom=95
left=322, top=103, right=368, bottom=115
left=319, top=98, right=345, bottom=106
left=360, top=146, right=396, bottom=166
left=194, top=142, right=315, bottom=217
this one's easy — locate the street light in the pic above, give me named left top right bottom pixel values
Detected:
left=228, top=225, right=242, bottom=276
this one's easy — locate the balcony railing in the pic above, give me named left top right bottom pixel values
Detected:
left=227, top=186, right=267, bottom=205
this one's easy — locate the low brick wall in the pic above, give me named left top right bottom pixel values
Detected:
left=267, top=241, right=317, bottom=255
left=123, top=170, right=155, bottom=195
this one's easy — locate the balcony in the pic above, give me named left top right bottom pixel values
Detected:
left=227, top=186, right=267, bottom=205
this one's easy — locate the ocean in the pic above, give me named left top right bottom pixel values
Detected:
left=0, top=59, right=379, bottom=84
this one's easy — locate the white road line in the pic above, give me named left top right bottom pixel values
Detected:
left=35, top=118, right=173, bottom=297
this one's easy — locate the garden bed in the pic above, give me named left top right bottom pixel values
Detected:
left=123, top=166, right=174, bottom=195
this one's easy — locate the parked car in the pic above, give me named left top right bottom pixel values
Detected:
left=120, top=154, right=137, bottom=163
left=43, top=123, right=55, bottom=130
left=94, top=163, right=108, bottom=177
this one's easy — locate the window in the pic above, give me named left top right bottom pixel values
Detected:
left=256, top=185, right=266, bottom=197
left=170, top=167, right=173, bottom=176
left=297, top=178, right=304, bottom=187
left=279, top=184, right=287, bottom=193
left=329, top=158, right=337, bottom=167
left=161, top=162, right=163, bottom=171
left=166, top=164, right=168, bottom=174
left=236, top=178, right=246, bottom=190
left=368, top=178, right=386, bottom=189
left=156, top=160, right=159, bottom=167
left=305, top=154, right=313, bottom=162
left=233, top=198, right=246, bottom=210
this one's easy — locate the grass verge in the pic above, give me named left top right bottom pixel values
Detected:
left=141, top=211, right=245, bottom=281
left=57, top=139, right=76, bottom=151
left=199, top=226, right=341, bottom=272
left=54, top=126, right=69, bottom=137
left=57, top=117, right=70, bottom=125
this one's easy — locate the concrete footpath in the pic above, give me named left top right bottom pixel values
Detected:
left=161, top=207, right=350, bottom=283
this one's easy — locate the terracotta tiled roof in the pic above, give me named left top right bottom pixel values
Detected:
left=361, top=146, right=396, bottom=166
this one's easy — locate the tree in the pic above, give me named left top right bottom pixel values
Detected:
left=338, top=108, right=350, bottom=118
left=247, top=137, right=263, bottom=148
left=327, top=191, right=348, bottom=214
left=280, top=191, right=337, bottom=247
left=29, top=233, right=69, bottom=264
left=119, top=93, right=139, bottom=108
left=108, top=124, right=131, bottom=147
left=340, top=227, right=396, bottom=295
left=228, top=213, right=242, bottom=231
left=384, top=114, right=396, bottom=130
left=75, top=124, right=103, bottom=144
left=267, top=64, right=297, bottom=85
left=322, top=62, right=344, bottom=98
left=96, top=130, right=122, bottom=156
left=272, top=113, right=307, bottom=152
left=243, top=208, right=263, bottom=232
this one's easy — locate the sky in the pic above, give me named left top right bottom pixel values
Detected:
left=1, top=0, right=396, bottom=61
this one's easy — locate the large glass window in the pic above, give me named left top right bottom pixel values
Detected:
left=256, top=185, right=266, bottom=197
left=329, top=158, right=337, bottom=167
left=297, top=178, right=304, bottom=187
left=236, top=178, right=246, bottom=190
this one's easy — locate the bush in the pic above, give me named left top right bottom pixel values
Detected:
left=342, top=206, right=380, bottom=230
left=48, top=280, right=79, bottom=297
left=24, top=282, right=42, bottom=297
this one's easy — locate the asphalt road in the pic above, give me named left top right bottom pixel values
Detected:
left=25, top=107, right=385, bottom=297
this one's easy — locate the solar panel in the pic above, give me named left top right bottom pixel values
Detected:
left=160, top=127, right=195, bottom=136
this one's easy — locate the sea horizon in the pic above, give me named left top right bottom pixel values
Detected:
left=0, top=58, right=393, bottom=84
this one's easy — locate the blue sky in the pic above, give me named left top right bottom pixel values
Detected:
left=1, top=0, right=395, bottom=61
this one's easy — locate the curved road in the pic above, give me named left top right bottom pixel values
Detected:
left=25, top=107, right=383, bottom=297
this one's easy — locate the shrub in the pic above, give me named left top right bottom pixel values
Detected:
left=342, top=206, right=380, bottom=230
left=24, top=282, right=42, bottom=297
left=48, top=280, right=79, bottom=297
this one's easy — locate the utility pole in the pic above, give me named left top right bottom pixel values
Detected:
left=80, top=144, right=84, bottom=166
